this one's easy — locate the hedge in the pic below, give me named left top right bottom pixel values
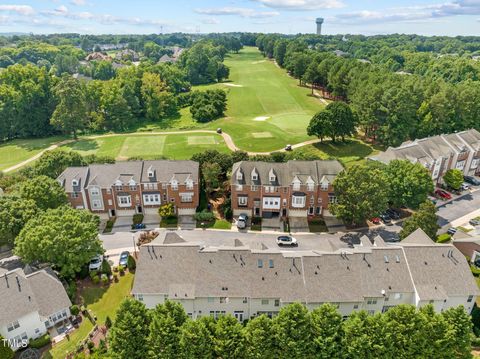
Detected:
left=29, top=334, right=51, bottom=349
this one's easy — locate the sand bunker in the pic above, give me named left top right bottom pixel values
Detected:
left=223, top=83, right=243, bottom=88
left=252, top=60, right=266, bottom=64
left=253, top=116, right=270, bottom=122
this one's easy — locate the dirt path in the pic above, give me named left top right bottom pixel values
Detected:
left=4, top=130, right=323, bottom=172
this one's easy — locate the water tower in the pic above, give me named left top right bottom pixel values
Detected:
left=316, top=18, right=324, bottom=35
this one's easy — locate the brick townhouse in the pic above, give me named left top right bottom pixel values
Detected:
left=230, top=160, right=344, bottom=219
left=370, top=129, right=480, bottom=184
left=57, top=160, right=199, bottom=219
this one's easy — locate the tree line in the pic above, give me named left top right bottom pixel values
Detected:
left=99, top=299, right=473, bottom=359
left=0, top=40, right=230, bottom=141
left=255, top=34, right=480, bottom=147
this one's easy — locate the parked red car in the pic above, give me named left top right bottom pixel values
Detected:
left=370, top=217, right=381, bottom=225
left=435, top=189, right=452, bottom=200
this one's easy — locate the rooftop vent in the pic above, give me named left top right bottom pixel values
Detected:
left=16, top=276, right=21, bottom=292
left=384, top=255, right=389, bottom=263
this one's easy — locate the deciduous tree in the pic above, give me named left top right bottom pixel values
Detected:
left=18, top=175, right=67, bottom=210
left=400, top=200, right=439, bottom=240
left=50, top=75, right=88, bottom=139
left=0, top=196, right=37, bottom=246
left=14, top=206, right=102, bottom=277
left=331, top=164, right=389, bottom=226
left=443, top=169, right=464, bottom=190
left=109, top=298, right=150, bottom=359
left=385, top=160, right=434, bottom=209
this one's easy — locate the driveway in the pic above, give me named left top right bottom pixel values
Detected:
left=437, top=189, right=480, bottom=228
left=143, top=214, right=160, bottom=229
left=112, top=216, right=132, bottom=232
left=178, top=215, right=195, bottom=230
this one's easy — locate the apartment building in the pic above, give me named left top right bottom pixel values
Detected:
left=230, top=160, right=344, bottom=219
left=0, top=268, right=71, bottom=351
left=370, top=129, right=480, bottom=183
left=57, top=160, right=199, bottom=219
left=131, top=229, right=479, bottom=321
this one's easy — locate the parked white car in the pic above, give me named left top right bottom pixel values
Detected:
left=89, top=255, right=103, bottom=271
left=276, top=236, right=298, bottom=246
left=237, top=214, right=249, bottom=229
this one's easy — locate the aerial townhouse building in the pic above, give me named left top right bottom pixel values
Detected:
left=0, top=267, right=71, bottom=351
left=230, top=160, right=344, bottom=220
left=57, top=160, right=199, bottom=219
left=131, top=229, right=479, bottom=321
left=370, top=129, right=480, bottom=183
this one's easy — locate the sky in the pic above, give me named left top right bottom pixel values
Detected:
left=0, top=0, right=479, bottom=36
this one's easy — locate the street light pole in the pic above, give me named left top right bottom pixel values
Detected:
left=132, top=233, right=137, bottom=257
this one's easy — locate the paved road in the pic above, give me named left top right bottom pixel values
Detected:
left=436, top=190, right=480, bottom=228
left=100, top=229, right=353, bottom=253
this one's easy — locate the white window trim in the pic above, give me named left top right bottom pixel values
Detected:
left=117, top=195, right=132, bottom=207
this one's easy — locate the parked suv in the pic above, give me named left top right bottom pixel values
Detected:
left=277, top=236, right=298, bottom=246
left=464, top=176, right=480, bottom=186
left=237, top=214, right=249, bottom=229
left=89, top=255, right=103, bottom=271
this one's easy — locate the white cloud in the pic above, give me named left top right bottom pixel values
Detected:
left=0, top=5, right=35, bottom=16
left=195, top=7, right=279, bottom=18
left=252, top=0, right=344, bottom=11
left=201, top=17, right=220, bottom=24
left=332, top=0, right=480, bottom=25
left=70, top=0, right=87, bottom=5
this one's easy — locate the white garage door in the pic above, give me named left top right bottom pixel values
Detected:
left=116, top=209, right=136, bottom=217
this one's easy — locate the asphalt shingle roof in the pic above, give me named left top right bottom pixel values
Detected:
left=132, top=229, right=478, bottom=303
left=231, top=160, right=344, bottom=186
left=0, top=268, right=71, bottom=326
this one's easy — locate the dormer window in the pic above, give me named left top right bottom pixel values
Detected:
left=186, top=179, right=193, bottom=190
left=251, top=168, right=258, bottom=181
left=269, top=169, right=276, bottom=182
left=292, top=178, right=301, bottom=191
left=171, top=179, right=178, bottom=191
left=72, top=179, right=79, bottom=187
left=148, top=170, right=155, bottom=178
left=236, top=170, right=243, bottom=181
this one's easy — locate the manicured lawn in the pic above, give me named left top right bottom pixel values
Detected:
left=203, top=47, right=324, bottom=151
left=61, top=133, right=229, bottom=160
left=44, top=272, right=134, bottom=359
left=196, top=219, right=232, bottom=230
left=0, top=136, right=66, bottom=170
left=308, top=218, right=328, bottom=233
left=289, top=139, right=383, bottom=168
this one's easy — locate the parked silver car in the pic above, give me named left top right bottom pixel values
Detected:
left=237, top=214, right=249, bottom=229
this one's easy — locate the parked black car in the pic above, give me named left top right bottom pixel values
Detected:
left=386, top=208, right=400, bottom=220
left=464, top=176, right=480, bottom=186
left=379, top=213, right=392, bottom=224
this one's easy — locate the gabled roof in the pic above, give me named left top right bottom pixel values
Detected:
left=57, top=160, right=199, bottom=190
left=231, top=160, right=344, bottom=186
left=0, top=268, right=71, bottom=326
left=132, top=230, right=479, bottom=304
left=371, top=129, right=480, bottom=166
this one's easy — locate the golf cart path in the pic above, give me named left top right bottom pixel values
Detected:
left=4, top=130, right=322, bottom=172
left=3, top=138, right=76, bottom=173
